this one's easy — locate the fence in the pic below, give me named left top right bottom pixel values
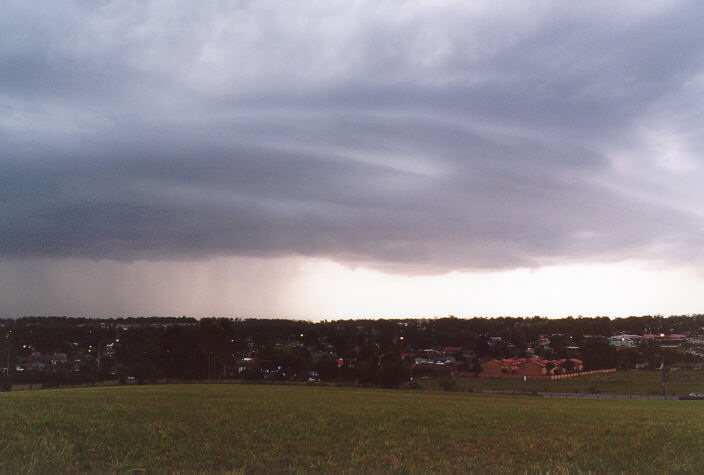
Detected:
left=469, top=368, right=618, bottom=380
left=539, top=391, right=678, bottom=400
left=546, top=368, right=617, bottom=380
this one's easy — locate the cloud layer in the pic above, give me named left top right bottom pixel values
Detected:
left=3, top=1, right=704, bottom=271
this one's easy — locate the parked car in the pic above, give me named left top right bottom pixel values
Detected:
left=680, top=392, right=704, bottom=400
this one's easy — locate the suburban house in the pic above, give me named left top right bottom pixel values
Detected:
left=515, top=359, right=550, bottom=378
left=608, top=335, right=642, bottom=347
left=15, top=352, right=69, bottom=372
left=642, top=333, right=687, bottom=348
left=479, top=357, right=583, bottom=379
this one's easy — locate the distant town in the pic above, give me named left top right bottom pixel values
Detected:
left=2, top=314, right=703, bottom=390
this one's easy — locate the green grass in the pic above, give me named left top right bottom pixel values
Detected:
left=1, top=384, right=704, bottom=472
left=421, top=369, right=704, bottom=395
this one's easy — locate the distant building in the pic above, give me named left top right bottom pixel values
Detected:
left=642, top=333, right=686, bottom=347
left=479, top=357, right=583, bottom=379
left=608, top=335, right=641, bottom=347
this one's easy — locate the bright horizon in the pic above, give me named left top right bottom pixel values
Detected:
left=1, top=256, right=701, bottom=319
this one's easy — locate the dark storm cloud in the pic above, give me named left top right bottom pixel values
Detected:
left=2, top=1, right=704, bottom=271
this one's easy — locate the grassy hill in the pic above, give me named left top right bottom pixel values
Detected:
left=1, top=384, right=703, bottom=472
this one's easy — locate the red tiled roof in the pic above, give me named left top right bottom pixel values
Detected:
left=643, top=333, right=686, bottom=340
left=489, top=357, right=564, bottom=368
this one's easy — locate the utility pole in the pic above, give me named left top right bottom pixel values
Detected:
left=659, top=334, right=668, bottom=398
left=3, top=332, right=12, bottom=391
left=5, top=332, right=11, bottom=376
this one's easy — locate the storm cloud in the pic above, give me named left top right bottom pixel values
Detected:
left=3, top=0, right=704, bottom=272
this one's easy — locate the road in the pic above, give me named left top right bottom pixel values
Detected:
left=538, top=392, right=679, bottom=400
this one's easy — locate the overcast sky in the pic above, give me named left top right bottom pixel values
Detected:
left=2, top=1, right=704, bottom=319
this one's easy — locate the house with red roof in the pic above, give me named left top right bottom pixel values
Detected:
left=642, top=333, right=686, bottom=347
left=479, top=357, right=584, bottom=379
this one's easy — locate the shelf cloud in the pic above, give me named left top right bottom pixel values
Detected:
left=3, top=0, right=704, bottom=274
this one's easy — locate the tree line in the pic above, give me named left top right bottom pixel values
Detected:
left=1, top=314, right=703, bottom=390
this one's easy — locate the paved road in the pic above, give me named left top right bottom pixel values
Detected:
left=538, top=392, right=679, bottom=400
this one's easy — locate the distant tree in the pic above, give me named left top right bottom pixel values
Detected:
left=377, top=351, right=410, bottom=388
left=473, top=335, right=491, bottom=358
left=0, top=375, right=10, bottom=392
left=616, top=348, right=640, bottom=370
left=562, top=359, right=577, bottom=373
left=438, top=373, right=458, bottom=391
left=490, top=339, right=512, bottom=359
left=468, top=356, right=483, bottom=376
left=638, top=339, right=660, bottom=368
left=240, top=362, right=263, bottom=381
left=549, top=335, right=568, bottom=357
left=356, top=343, right=379, bottom=385
left=582, top=337, right=617, bottom=370
left=315, top=354, right=339, bottom=382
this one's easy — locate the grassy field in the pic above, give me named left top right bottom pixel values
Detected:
left=1, top=384, right=703, bottom=472
left=421, top=369, right=704, bottom=395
